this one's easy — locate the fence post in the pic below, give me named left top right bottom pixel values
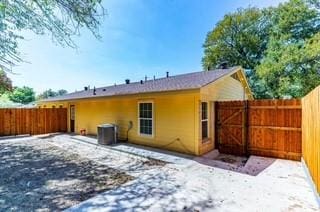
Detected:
left=214, top=101, right=219, bottom=150
left=242, top=100, right=249, bottom=156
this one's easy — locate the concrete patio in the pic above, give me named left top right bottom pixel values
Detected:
left=0, top=134, right=318, bottom=211
left=53, top=134, right=320, bottom=211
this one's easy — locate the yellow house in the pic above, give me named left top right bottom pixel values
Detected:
left=39, top=66, right=253, bottom=155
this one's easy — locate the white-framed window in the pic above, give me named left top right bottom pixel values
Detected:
left=201, top=102, right=209, bottom=139
left=138, top=101, right=153, bottom=137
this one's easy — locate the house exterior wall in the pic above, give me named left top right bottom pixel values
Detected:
left=201, top=75, right=247, bottom=102
left=38, top=70, right=252, bottom=156
left=198, top=75, right=249, bottom=155
left=39, top=90, right=201, bottom=155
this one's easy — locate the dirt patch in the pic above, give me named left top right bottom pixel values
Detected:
left=217, top=157, right=237, bottom=164
left=0, top=139, right=134, bottom=211
left=196, top=151, right=277, bottom=176
left=214, top=153, right=248, bottom=166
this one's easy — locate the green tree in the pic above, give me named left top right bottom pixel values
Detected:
left=37, top=89, right=68, bottom=100
left=37, top=89, right=57, bottom=99
left=257, top=0, right=320, bottom=98
left=9, top=86, right=35, bottom=104
left=57, top=89, right=68, bottom=96
left=309, top=0, right=320, bottom=9
left=202, top=7, right=270, bottom=70
left=202, top=7, right=273, bottom=98
left=202, top=0, right=320, bottom=99
left=0, top=70, right=12, bottom=94
left=0, top=0, right=105, bottom=72
left=0, top=93, right=16, bottom=108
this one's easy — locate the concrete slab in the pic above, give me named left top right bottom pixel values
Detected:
left=2, top=134, right=316, bottom=211
left=57, top=134, right=319, bottom=212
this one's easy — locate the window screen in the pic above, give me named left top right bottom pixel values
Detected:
left=201, top=102, right=208, bottom=139
left=139, top=102, right=153, bottom=136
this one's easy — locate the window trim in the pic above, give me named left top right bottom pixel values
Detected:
left=137, top=101, right=154, bottom=138
left=201, top=102, right=209, bottom=140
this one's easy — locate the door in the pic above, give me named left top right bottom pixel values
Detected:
left=70, top=105, right=75, bottom=133
left=215, top=101, right=247, bottom=155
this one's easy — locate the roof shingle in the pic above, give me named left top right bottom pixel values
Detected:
left=43, top=67, right=240, bottom=102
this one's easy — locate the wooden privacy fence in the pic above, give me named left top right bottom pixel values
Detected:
left=0, top=108, right=67, bottom=136
left=215, top=99, right=302, bottom=160
left=302, top=85, right=320, bottom=195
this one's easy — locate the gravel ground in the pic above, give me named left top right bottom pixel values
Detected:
left=0, top=138, right=136, bottom=211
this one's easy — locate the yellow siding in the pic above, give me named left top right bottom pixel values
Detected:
left=200, top=75, right=247, bottom=102
left=38, top=70, right=252, bottom=156
left=45, top=90, right=200, bottom=155
left=198, top=75, right=248, bottom=154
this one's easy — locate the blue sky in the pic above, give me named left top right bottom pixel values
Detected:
left=11, top=0, right=286, bottom=94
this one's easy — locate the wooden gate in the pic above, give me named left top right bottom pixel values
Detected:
left=0, top=108, right=68, bottom=136
left=215, top=100, right=302, bottom=160
left=215, top=101, right=247, bottom=155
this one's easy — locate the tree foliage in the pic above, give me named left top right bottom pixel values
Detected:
left=203, top=0, right=320, bottom=99
left=37, top=88, right=67, bottom=100
left=256, top=0, right=320, bottom=98
left=9, top=86, right=35, bottom=104
left=0, top=69, right=12, bottom=94
left=202, top=7, right=273, bottom=98
left=202, top=7, right=271, bottom=70
left=0, top=0, right=105, bottom=72
left=309, top=0, right=320, bottom=9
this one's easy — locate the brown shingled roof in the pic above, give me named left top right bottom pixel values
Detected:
left=42, top=67, right=240, bottom=102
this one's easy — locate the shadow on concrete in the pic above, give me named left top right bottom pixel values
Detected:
left=195, top=150, right=276, bottom=176
left=0, top=140, right=133, bottom=211
left=69, top=134, right=276, bottom=176
left=67, top=168, right=220, bottom=212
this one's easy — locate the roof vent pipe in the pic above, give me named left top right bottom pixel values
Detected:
left=166, top=71, right=169, bottom=78
left=125, top=79, right=130, bottom=84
